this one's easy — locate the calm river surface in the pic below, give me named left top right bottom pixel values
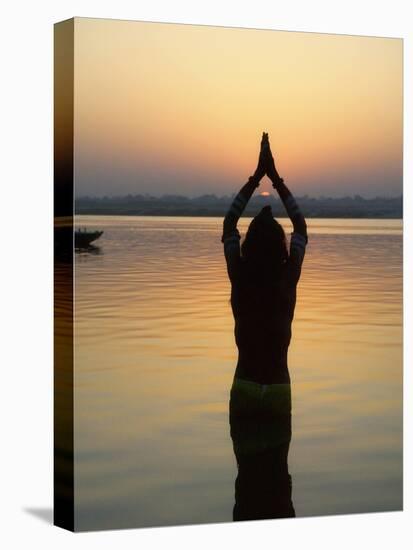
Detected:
left=73, top=216, right=402, bottom=530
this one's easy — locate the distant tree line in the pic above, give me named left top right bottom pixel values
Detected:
left=75, top=193, right=402, bottom=219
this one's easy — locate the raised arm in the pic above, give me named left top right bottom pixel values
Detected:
left=272, top=178, right=307, bottom=240
left=221, top=175, right=260, bottom=282
left=264, top=134, right=308, bottom=280
left=222, top=175, right=260, bottom=242
left=221, top=134, right=266, bottom=281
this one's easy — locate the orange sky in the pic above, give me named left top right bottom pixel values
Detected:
left=73, top=18, right=402, bottom=198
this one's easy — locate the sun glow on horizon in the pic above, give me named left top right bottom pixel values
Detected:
left=74, top=19, right=402, bottom=198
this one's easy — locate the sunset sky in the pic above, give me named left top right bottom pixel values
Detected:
left=74, top=18, right=402, bottom=198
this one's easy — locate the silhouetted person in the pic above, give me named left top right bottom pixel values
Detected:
left=222, top=133, right=308, bottom=521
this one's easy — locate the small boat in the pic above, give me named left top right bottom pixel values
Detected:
left=75, top=229, right=103, bottom=249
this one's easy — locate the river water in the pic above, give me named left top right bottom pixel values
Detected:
left=72, top=216, right=402, bottom=530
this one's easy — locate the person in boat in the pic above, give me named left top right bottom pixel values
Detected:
left=222, top=132, right=308, bottom=520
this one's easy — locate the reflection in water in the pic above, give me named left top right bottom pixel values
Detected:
left=230, top=379, right=295, bottom=521
left=75, top=244, right=102, bottom=256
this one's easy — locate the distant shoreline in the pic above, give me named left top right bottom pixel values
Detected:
left=74, top=211, right=402, bottom=219
left=75, top=194, right=402, bottom=220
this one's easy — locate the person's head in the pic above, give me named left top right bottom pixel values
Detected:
left=241, top=206, right=288, bottom=278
